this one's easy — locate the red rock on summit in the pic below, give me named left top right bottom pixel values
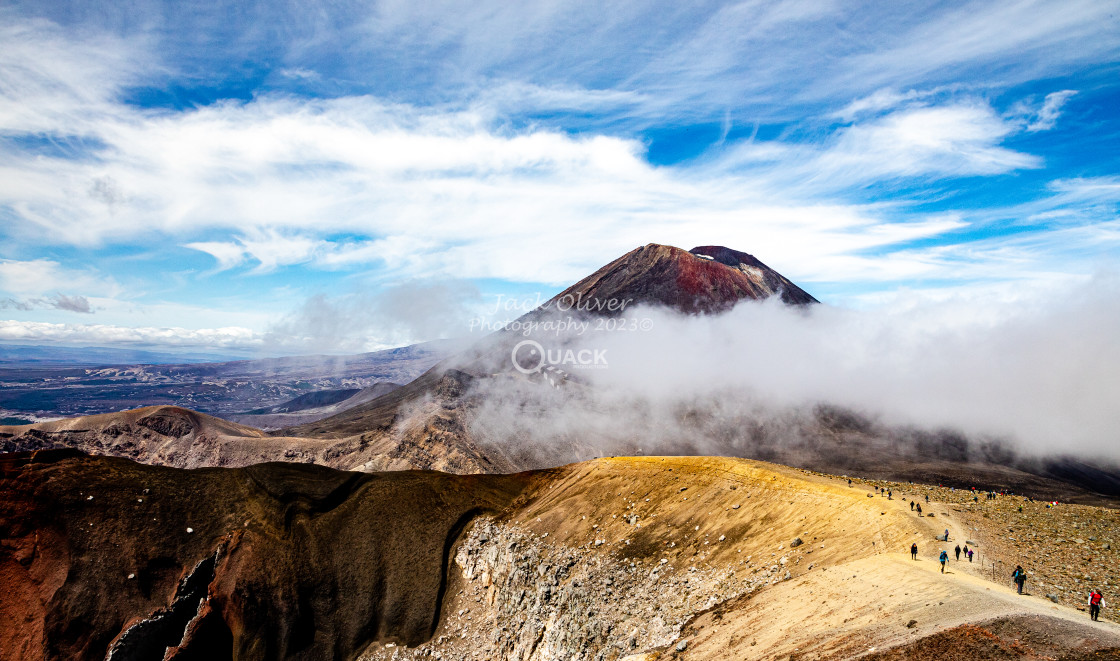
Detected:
left=538, top=243, right=817, bottom=316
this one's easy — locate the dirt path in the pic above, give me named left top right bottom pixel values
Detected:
left=667, top=476, right=1120, bottom=660
left=677, top=551, right=1120, bottom=660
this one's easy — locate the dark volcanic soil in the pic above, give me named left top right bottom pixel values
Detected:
left=861, top=615, right=1120, bottom=660
left=0, top=450, right=529, bottom=660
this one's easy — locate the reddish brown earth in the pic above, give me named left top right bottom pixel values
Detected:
left=860, top=617, right=1120, bottom=660
left=0, top=449, right=529, bottom=660
left=536, top=243, right=817, bottom=315
left=4, top=452, right=1120, bottom=661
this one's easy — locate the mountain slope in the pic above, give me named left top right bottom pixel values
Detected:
left=535, top=243, right=816, bottom=316
left=227, top=382, right=402, bottom=430
left=5, top=451, right=1117, bottom=661
left=0, top=339, right=457, bottom=420
left=0, top=449, right=530, bottom=660
left=243, top=389, right=365, bottom=414
left=4, top=241, right=1119, bottom=505
left=278, top=242, right=814, bottom=439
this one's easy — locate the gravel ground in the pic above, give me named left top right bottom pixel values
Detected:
left=861, top=615, right=1120, bottom=660
left=835, top=474, right=1119, bottom=622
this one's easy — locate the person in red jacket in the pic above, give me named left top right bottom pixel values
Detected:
left=1089, top=589, right=1106, bottom=621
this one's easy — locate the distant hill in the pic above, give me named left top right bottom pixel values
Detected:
left=6, top=243, right=1119, bottom=505
left=245, top=388, right=364, bottom=414
left=0, top=340, right=460, bottom=419
left=228, top=382, right=403, bottom=431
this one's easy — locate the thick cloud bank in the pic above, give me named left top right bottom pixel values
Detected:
left=468, top=274, right=1120, bottom=463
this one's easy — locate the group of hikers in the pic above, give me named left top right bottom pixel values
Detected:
left=856, top=480, right=1107, bottom=622
left=910, top=545, right=1106, bottom=619
left=908, top=535, right=1106, bottom=622
left=911, top=542, right=973, bottom=570
left=1009, top=576, right=1109, bottom=623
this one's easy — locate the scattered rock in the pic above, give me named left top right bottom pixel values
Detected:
left=676, top=640, right=688, bottom=652
left=790, top=537, right=803, bottom=548
left=906, top=620, right=918, bottom=628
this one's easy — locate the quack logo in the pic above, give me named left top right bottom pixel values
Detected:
left=511, top=340, right=607, bottom=374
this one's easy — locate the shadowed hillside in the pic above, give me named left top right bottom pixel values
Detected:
left=4, top=451, right=1119, bottom=660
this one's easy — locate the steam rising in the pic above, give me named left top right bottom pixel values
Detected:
left=264, top=281, right=481, bottom=353
left=463, top=273, right=1120, bottom=464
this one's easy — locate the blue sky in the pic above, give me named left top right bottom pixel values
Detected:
left=1, top=0, right=1118, bottom=355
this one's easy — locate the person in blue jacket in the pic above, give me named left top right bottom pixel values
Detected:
left=1012, top=565, right=1027, bottom=594
left=939, top=550, right=948, bottom=573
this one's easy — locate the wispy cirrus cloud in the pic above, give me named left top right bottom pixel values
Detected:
left=716, top=99, right=1044, bottom=194
left=0, top=1, right=1117, bottom=352
left=6, top=82, right=992, bottom=285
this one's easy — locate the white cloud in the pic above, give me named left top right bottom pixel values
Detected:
left=0, top=7, right=1116, bottom=353
left=717, top=100, right=1043, bottom=195
left=1026, top=90, right=1078, bottom=131
left=1, top=75, right=1059, bottom=292
left=833, top=88, right=925, bottom=122
left=823, top=103, right=1041, bottom=179
left=264, top=280, right=483, bottom=353
left=489, top=271, right=1120, bottom=460
left=831, top=0, right=1120, bottom=96
left=0, top=17, right=145, bottom=136
left=234, top=230, right=327, bottom=273
left=0, top=319, right=260, bottom=350
left=6, top=85, right=973, bottom=285
left=0, top=259, right=118, bottom=299
left=183, top=241, right=249, bottom=271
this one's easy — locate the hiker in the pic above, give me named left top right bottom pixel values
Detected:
left=888, top=490, right=892, bottom=500
left=910, top=501, right=914, bottom=511
left=967, top=548, right=973, bottom=562
left=911, top=543, right=918, bottom=560
left=963, top=543, right=969, bottom=557
left=925, top=494, right=930, bottom=503
left=955, top=544, right=961, bottom=561
left=944, top=529, right=949, bottom=542
left=848, top=478, right=852, bottom=487
left=939, top=550, right=948, bottom=573
left=1012, top=565, right=1026, bottom=594
left=1088, top=589, right=1106, bottom=621
left=916, top=503, right=923, bottom=515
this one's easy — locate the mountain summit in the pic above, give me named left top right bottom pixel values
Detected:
left=541, top=243, right=817, bottom=315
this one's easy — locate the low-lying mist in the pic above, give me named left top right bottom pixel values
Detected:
left=460, top=273, right=1120, bottom=466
